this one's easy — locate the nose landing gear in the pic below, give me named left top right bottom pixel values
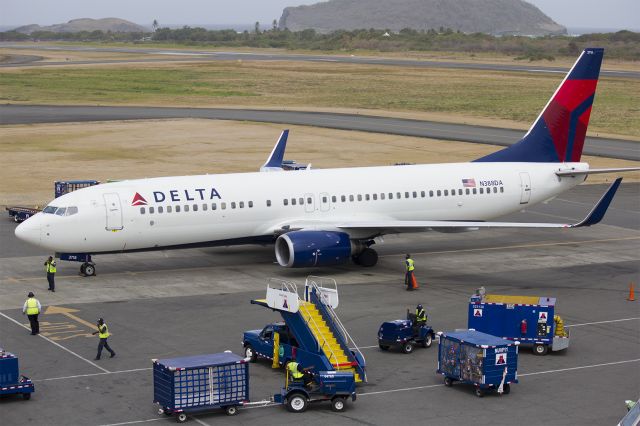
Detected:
left=80, top=262, right=96, bottom=277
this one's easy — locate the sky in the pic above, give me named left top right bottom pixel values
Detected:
left=1, top=0, right=638, bottom=30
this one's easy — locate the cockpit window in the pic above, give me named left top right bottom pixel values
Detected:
left=43, top=205, right=78, bottom=216
left=66, top=206, right=79, bottom=216
left=43, top=206, right=58, bottom=214
left=54, top=207, right=67, bottom=216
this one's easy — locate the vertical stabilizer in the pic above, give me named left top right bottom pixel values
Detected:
left=476, top=48, right=603, bottom=163
left=260, top=129, right=289, bottom=172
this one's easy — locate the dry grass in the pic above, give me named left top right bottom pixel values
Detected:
left=1, top=119, right=637, bottom=207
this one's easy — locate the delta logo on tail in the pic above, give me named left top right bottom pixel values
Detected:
left=131, top=193, right=148, bottom=206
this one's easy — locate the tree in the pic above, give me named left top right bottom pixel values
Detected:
left=272, top=19, right=278, bottom=31
left=254, top=21, right=260, bottom=34
left=152, top=19, right=159, bottom=32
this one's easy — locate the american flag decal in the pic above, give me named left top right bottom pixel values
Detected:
left=462, top=178, right=476, bottom=188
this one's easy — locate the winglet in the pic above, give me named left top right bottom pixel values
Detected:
left=260, top=130, right=289, bottom=172
left=572, top=178, right=622, bottom=227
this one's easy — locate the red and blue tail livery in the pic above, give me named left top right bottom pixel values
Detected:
left=476, top=48, right=604, bottom=163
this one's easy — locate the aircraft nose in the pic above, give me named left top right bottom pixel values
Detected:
left=15, top=216, right=41, bottom=246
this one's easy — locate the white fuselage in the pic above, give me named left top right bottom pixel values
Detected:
left=16, top=162, right=588, bottom=253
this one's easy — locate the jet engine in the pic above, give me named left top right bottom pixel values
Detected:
left=275, top=231, right=360, bottom=268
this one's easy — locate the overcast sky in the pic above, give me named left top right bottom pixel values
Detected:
left=1, top=0, right=638, bottom=30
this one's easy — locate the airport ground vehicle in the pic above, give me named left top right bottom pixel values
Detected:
left=437, top=330, right=518, bottom=397
left=153, top=352, right=248, bottom=423
left=468, top=293, right=570, bottom=355
left=0, top=348, right=35, bottom=400
left=273, top=369, right=357, bottom=413
left=249, top=277, right=367, bottom=383
left=6, top=206, right=39, bottom=223
left=242, top=322, right=297, bottom=366
left=378, top=311, right=435, bottom=353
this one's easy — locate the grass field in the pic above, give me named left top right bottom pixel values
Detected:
left=1, top=60, right=638, bottom=137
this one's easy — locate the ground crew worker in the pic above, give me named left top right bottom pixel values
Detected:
left=286, top=360, right=305, bottom=384
left=405, top=254, right=416, bottom=291
left=416, top=304, right=427, bottom=325
left=44, top=256, right=56, bottom=292
left=92, top=318, right=116, bottom=360
left=22, top=292, right=41, bottom=335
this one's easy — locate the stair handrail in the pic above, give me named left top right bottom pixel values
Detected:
left=305, top=276, right=367, bottom=368
left=298, top=302, right=341, bottom=368
left=267, top=277, right=298, bottom=296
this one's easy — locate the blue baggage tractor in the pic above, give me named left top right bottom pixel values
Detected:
left=437, top=330, right=518, bottom=397
left=153, top=352, right=249, bottom=423
left=0, top=348, right=34, bottom=400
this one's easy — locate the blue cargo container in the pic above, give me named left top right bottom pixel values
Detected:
left=437, top=330, right=518, bottom=397
left=468, top=294, right=570, bottom=355
left=0, top=349, right=34, bottom=400
left=153, top=352, right=248, bottom=423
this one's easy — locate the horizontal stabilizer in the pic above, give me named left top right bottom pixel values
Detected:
left=556, top=167, right=640, bottom=177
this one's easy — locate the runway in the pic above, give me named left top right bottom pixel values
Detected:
left=1, top=43, right=639, bottom=79
left=2, top=104, right=638, bottom=161
left=0, top=183, right=638, bottom=425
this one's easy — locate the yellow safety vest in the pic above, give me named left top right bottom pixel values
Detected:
left=45, top=261, right=57, bottom=273
left=416, top=308, right=426, bottom=322
left=287, top=362, right=304, bottom=379
left=406, top=258, right=415, bottom=271
left=98, top=323, right=110, bottom=339
left=26, top=298, right=40, bottom=315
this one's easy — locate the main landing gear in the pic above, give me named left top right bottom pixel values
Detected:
left=352, top=247, right=378, bottom=267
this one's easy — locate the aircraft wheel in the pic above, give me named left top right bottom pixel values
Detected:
left=82, top=263, right=96, bottom=276
left=356, top=248, right=378, bottom=267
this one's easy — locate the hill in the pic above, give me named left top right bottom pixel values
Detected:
left=13, top=18, right=147, bottom=34
left=279, top=0, right=566, bottom=35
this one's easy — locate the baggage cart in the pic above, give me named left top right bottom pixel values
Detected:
left=5, top=206, right=40, bottom=223
left=468, top=293, right=570, bottom=355
left=0, top=348, right=34, bottom=400
left=153, top=352, right=249, bottom=423
left=437, top=330, right=518, bottom=397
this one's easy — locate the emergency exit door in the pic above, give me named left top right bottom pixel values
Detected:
left=103, top=193, right=123, bottom=230
left=519, top=172, right=531, bottom=204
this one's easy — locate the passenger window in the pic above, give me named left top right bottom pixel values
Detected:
left=451, top=189, right=456, bottom=195
left=239, top=201, right=244, bottom=208
left=193, top=204, right=198, bottom=211
left=479, top=188, right=484, bottom=194
left=437, top=190, right=441, bottom=197
left=184, top=205, right=189, bottom=212
left=413, top=191, right=417, bottom=198
left=231, top=202, right=236, bottom=209
left=465, top=189, right=470, bottom=195
left=397, top=192, right=401, bottom=199
left=283, top=199, right=289, bottom=206
left=299, top=198, right=304, bottom=205
left=167, top=206, right=172, bottom=213
left=373, top=194, right=378, bottom=200
left=66, top=206, right=79, bottom=216
left=458, top=189, right=463, bottom=195
left=140, top=207, right=146, bottom=214
left=405, top=192, right=410, bottom=198
left=176, top=205, right=181, bottom=212
left=365, top=194, right=370, bottom=201
left=444, top=190, right=448, bottom=196
left=307, top=197, right=312, bottom=204
left=429, top=190, right=434, bottom=197
left=421, top=191, right=425, bottom=198
left=349, top=195, right=354, bottom=202
left=221, top=203, right=226, bottom=210
left=341, top=195, right=346, bottom=202
left=381, top=193, right=385, bottom=200
left=158, top=206, right=164, bottom=213
left=357, top=194, right=362, bottom=201
left=202, top=204, right=207, bottom=211
left=322, top=196, right=327, bottom=203
left=149, top=207, right=155, bottom=214
left=331, top=196, right=337, bottom=203
left=212, top=203, right=217, bottom=210
left=493, top=187, right=498, bottom=193
left=473, top=188, right=477, bottom=195
left=292, top=198, right=297, bottom=206
left=266, top=200, right=271, bottom=207
left=500, top=187, right=504, bottom=193
left=388, top=193, right=393, bottom=200
left=248, top=201, right=253, bottom=208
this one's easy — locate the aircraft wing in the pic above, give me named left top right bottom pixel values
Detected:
left=275, top=178, right=622, bottom=238
left=335, top=178, right=621, bottom=235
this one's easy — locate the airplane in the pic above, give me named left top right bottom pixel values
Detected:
left=15, top=47, right=639, bottom=276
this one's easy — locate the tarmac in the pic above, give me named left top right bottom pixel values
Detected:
left=0, top=182, right=638, bottom=425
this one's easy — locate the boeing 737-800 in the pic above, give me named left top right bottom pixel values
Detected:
left=14, top=48, right=638, bottom=275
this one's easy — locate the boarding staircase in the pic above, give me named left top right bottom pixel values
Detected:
left=254, top=276, right=366, bottom=383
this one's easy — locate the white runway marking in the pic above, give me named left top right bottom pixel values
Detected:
left=565, top=317, right=640, bottom=328
left=40, top=367, right=151, bottom=382
left=519, top=359, right=640, bottom=377
left=99, top=419, right=162, bottom=426
left=0, top=311, right=109, bottom=373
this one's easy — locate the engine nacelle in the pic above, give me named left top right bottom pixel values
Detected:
left=275, top=231, right=355, bottom=268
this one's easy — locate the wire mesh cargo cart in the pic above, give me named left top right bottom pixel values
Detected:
left=153, top=352, right=249, bottom=423
left=0, top=348, right=34, bottom=400
left=437, top=330, right=518, bottom=397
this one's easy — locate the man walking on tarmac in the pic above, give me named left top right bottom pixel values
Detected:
left=22, top=292, right=41, bottom=335
left=44, top=256, right=56, bottom=292
left=92, top=318, right=116, bottom=360
left=405, top=254, right=416, bottom=291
